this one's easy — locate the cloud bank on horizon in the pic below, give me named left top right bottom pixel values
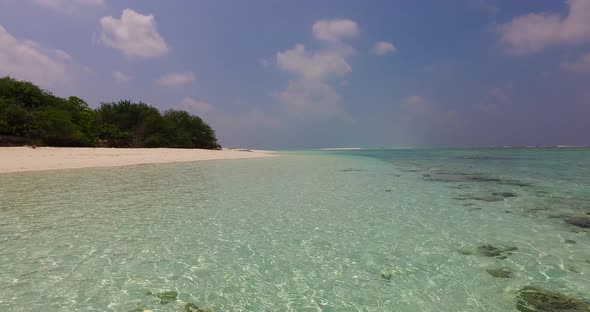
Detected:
left=0, top=0, right=588, bottom=148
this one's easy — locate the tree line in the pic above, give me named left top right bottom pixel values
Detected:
left=0, top=76, right=220, bottom=149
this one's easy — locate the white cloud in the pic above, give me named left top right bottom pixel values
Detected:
left=35, top=0, right=105, bottom=11
left=54, top=49, right=72, bottom=61
left=374, top=41, right=396, bottom=55
left=275, top=80, right=343, bottom=117
left=274, top=43, right=352, bottom=117
left=561, top=52, right=590, bottom=72
left=274, top=19, right=359, bottom=119
left=157, top=72, right=195, bottom=87
left=181, top=96, right=213, bottom=113
left=276, top=44, right=351, bottom=80
left=312, top=19, right=359, bottom=43
left=402, top=96, right=434, bottom=113
left=99, top=9, right=169, bottom=59
left=498, top=0, right=590, bottom=54
left=112, top=70, right=132, bottom=83
left=0, top=25, right=73, bottom=88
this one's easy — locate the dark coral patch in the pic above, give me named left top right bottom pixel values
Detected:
left=565, top=217, right=590, bottom=229
left=381, top=273, right=393, bottom=281
left=455, top=194, right=504, bottom=202
left=185, top=303, right=213, bottom=312
left=516, top=286, right=590, bottom=312
left=424, top=172, right=532, bottom=187
left=486, top=268, right=514, bottom=278
left=492, top=192, right=517, bottom=198
left=456, top=191, right=517, bottom=202
left=476, top=244, right=518, bottom=258
left=147, top=291, right=178, bottom=304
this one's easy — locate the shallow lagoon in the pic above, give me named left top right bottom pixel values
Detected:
left=1, top=148, right=589, bottom=311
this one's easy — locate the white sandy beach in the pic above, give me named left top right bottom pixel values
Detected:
left=0, top=147, right=276, bottom=173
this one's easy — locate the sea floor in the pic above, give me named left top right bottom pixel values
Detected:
left=1, top=148, right=589, bottom=311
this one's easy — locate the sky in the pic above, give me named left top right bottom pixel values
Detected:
left=1, top=0, right=589, bottom=149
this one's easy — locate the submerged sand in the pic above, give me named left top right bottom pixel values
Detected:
left=0, top=147, right=276, bottom=173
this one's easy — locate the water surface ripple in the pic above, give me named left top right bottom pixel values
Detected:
left=1, top=149, right=589, bottom=311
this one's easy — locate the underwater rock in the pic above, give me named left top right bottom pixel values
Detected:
left=147, top=291, right=178, bottom=304
left=565, top=217, right=590, bottom=228
left=380, top=267, right=405, bottom=281
left=515, top=286, right=590, bottom=312
left=424, top=174, right=492, bottom=183
left=424, top=172, right=532, bottom=187
left=455, top=194, right=504, bottom=202
left=486, top=268, right=514, bottom=278
left=500, top=180, right=532, bottom=187
left=455, top=155, right=524, bottom=161
left=396, top=166, right=423, bottom=173
left=456, top=191, right=517, bottom=202
left=476, top=244, right=518, bottom=258
left=381, top=273, right=393, bottom=281
left=468, top=176, right=504, bottom=183
left=492, top=192, right=517, bottom=198
left=185, top=303, right=213, bottom=312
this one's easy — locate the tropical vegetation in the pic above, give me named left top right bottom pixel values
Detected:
left=0, top=76, right=220, bottom=149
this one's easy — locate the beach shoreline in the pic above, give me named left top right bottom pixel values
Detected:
left=0, top=147, right=277, bottom=173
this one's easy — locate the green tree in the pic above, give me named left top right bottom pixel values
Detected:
left=0, top=76, right=221, bottom=149
left=64, top=96, right=98, bottom=146
left=96, top=101, right=166, bottom=147
left=0, top=98, right=34, bottom=137
left=32, top=106, right=82, bottom=146
left=162, top=110, right=196, bottom=148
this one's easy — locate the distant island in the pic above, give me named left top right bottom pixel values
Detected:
left=0, top=76, right=220, bottom=149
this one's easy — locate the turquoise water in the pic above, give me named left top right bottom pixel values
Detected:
left=1, top=148, right=589, bottom=311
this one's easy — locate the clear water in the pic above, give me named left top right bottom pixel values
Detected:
left=1, top=148, right=589, bottom=311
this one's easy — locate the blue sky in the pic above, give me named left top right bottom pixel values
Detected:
left=1, top=0, right=589, bottom=148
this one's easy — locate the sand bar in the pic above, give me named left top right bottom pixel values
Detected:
left=0, top=147, right=277, bottom=173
